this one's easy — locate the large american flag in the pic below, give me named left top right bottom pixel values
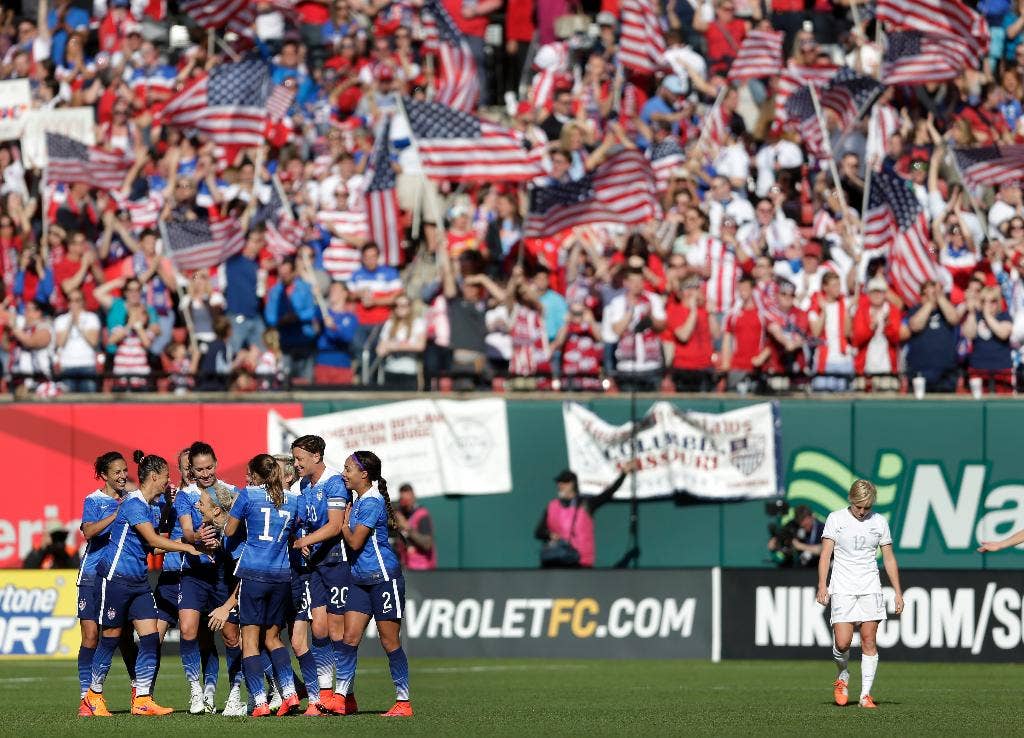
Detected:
left=785, top=68, right=881, bottom=158
left=421, top=0, right=479, bottom=113
left=524, top=150, right=657, bottom=238
left=619, top=0, right=666, bottom=76
left=953, top=145, right=1024, bottom=188
left=404, top=98, right=545, bottom=182
left=877, top=0, right=989, bottom=63
left=864, top=170, right=939, bottom=305
left=179, top=0, right=256, bottom=43
left=160, top=59, right=271, bottom=148
left=649, top=138, right=685, bottom=193
left=365, top=118, right=402, bottom=266
left=727, top=29, right=784, bottom=81
left=774, top=63, right=839, bottom=125
left=163, top=217, right=246, bottom=271
left=882, top=31, right=976, bottom=84
left=46, top=132, right=130, bottom=192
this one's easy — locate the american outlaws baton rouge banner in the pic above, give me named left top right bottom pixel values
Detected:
left=563, top=401, right=782, bottom=500
left=267, top=399, right=512, bottom=497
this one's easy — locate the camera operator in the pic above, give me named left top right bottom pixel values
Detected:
left=768, top=504, right=824, bottom=568
left=23, top=520, right=80, bottom=569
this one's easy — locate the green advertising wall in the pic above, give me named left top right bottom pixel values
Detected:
left=300, top=398, right=1024, bottom=570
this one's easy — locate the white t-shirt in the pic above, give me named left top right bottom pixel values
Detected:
left=823, top=508, right=892, bottom=595
left=601, top=292, right=666, bottom=372
left=53, top=311, right=100, bottom=369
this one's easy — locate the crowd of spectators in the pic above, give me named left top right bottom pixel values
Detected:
left=1, top=0, right=1024, bottom=398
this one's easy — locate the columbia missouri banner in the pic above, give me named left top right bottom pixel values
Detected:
left=0, top=571, right=80, bottom=658
left=267, top=399, right=512, bottom=497
left=563, top=401, right=782, bottom=499
left=394, top=570, right=712, bottom=659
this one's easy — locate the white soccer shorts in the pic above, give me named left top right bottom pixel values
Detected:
left=829, top=593, right=887, bottom=625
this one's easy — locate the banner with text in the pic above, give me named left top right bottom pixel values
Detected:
left=0, top=570, right=80, bottom=658
left=20, top=107, right=95, bottom=169
left=392, top=570, right=712, bottom=659
left=563, top=401, right=782, bottom=499
left=0, top=80, right=31, bottom=141
left=267, top=399, right=512, bottom=497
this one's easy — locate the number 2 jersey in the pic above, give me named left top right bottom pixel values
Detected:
left=230, top=485, right=301, bottom=583
left=822, top=508, right=892, bottom=595
left=348, top=486, right=401, bottom=585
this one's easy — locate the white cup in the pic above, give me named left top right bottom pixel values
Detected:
left=970, top=376, right=984, bottom=399
left=912, top=376, right=926, bottom=400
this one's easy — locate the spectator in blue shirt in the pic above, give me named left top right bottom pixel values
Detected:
left=48, top=0, right=91, bottom=69
left=640, top=75, right=687, bottom=147
left=264, top=256, right=319, bottom=382
left=223, top=233, right=266, bottom=353
left=315, top=280, right=359, bottom=384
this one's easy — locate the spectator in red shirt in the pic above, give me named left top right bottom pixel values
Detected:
left=851, top=277, right=903, bottom=386
left=721, top=274, right=769, bottom=390
left=665, top=274, right=719, bottom=392
left=505, top=0, right=536, bottom=95
left=442, top=0, right=502, bottom=105
left=694, top=0, right=750, bottom=77
left=53, top=231, right=104, bottom=313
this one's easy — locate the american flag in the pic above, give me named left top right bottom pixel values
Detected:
left=649, top=138, right=685, bottom=193
left=160, top=59, right=271, bottom=148
left=317, top=210, right=370, bottom=241
left=365, top=118, right=402, bottom=266
left=877, top=0, right=989, bottom=63
left=162, top=217, right=246, bottom=271
left=784, top=87, right=827, bottom=158
left=619, top=0, right=666, bottom=76
left=864, top=170, right=938, bottom=305
left=252, top=184, right=303, bottom=260
left=404, top=98, right=545, bottom=182
left=705, top=92, right=732, bottom=147
left=727, top=29, right=784, bottom=81
left=524, top=150, right=658, bottom=238
left=322, top=239, right=362, bottom=280
left=785, top=68, right=881, bottom=158
left=45, top=132, right=130, bottom=192
left=421, top=0, right=479, bottom=113
left=266, top=81, right=296, bottom=121
left=953, top=145, right=1024, bottom=188
left=882, top=31, right=976, bottom=84
left=112, top=190, right=164, bottom=231
left=179, top=0, right=256, bottom=43
left=773, top=63, right=839, bottom=125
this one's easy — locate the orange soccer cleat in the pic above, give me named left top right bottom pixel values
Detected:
left=344, top=693, right=358, bottom=715
left=277, top=694, right=301, bottom=717
left=833, top=679, right=849, bottom=706
left=131, top=694, right=174, bottom=716
left=303, top=700, right=327, bottom=716
left=81, top=689, right=112, bottom=717
left=251, top=702, right=272, bottom=717
left=860, top=695, right=878, bottom=709
left=381, top=700, right=413, bottom=718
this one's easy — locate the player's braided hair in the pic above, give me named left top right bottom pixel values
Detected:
left=133, top=449, right=168, bottom=482
left=351, top=450, right=398, bottom=533
left=249, top=453, right=285, bottom=508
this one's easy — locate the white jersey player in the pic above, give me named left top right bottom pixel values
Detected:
left=816, top=479, right=904, bottom=710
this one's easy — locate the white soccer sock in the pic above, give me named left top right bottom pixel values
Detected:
left=861, top=653, right=879, bottom=699
left=832, top=645, right=850, bottom=681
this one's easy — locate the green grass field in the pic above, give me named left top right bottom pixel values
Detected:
left=3, top=657, right=1021, bottom=736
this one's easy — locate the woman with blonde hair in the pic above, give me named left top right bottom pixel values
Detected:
left=815, top=479, right=904, bottom=710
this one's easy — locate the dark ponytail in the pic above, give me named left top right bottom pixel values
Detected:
left=352, top=450, right=398, bottom=533
left=133, top=449, right=169, bottom=483
left=94, top=451, right=125, bottom=480
left=249, top=453, right=285, bottom=508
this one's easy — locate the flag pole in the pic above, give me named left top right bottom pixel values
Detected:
left=808, top=84, right=850, bottom=222
left=40, top=164, right=48, bottom=246
left=157, top=220, right=201, bottom=357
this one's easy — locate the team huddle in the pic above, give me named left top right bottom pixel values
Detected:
left=75, top=436, right=411, bottom=718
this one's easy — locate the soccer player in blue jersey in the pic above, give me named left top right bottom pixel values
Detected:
left=81, top=451, right=201, bottom=718
left=225, top=453, right=303, bottom=717
left=152, top=449, right=191, bottom=643
left=76, top=451, right=139, bottom=714
left=289, top=434, right=354, bottom=715
left=336, top=450, right=412, bottom=718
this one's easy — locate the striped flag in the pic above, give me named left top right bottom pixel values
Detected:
left=619, top=0, right=666, bottom=76
left=111, top=191, right=164, bottom=231
left=322, top=239, right=362, bottom=281
left=524, top=150, right=658, bottom=238
left=317, top=210, right=369, bottom=241
left=45, top=132, right=130, bottom=191
left=728, top=29, right=784, bottom=82
left=649, top=138, right=685, bottom=193
left=404, top=98, right=546, bottom=182
left=421, top=0, right=479, bottom=113
left=785, top=68, right=881, bottom=157
left=265, top=217, right=303, bottom=260
left=953, top=145, right=1024, bottom=188
left=365, top=118, right=403, bottom=266
left=877, top=0, right=989, bottom=62
left=266, top=81, right=296, bottom=121
left=882, top=31, right=976, bottom=84
left=864, top=170, right=938, bottom=304
left=179, top=0, right=255, bottom=43
left=163, top=217, right=246, bottom=271
left=773, top=63, right=839, bottom=125
left=705, top=93, right=732, bottom=147
left=159, top=59, right=271, bottom=148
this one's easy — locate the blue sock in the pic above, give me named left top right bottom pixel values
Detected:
left=226, top=645, right=243, bottom=689
left=334, top=642, right=357, bottom=697
left=203, top=643, right=220, bottom=694
left=134, top=633, right=160, bottom=697
left=260, top=649, right=278, bottom=694
left=119, top=630, right=138, bottom=685
left=242, top=655, right=266, bottom=705
left=77, top=645, right=96, bottom=697
left=312, top=635, right=333, bottom=690
left=297, top=650, right=317, bottom=698
left=89, top=635, right=119, bottom=693
left=387, top=647, right=409, bottom=701
left=269, top=647, right=296, bottom=698
left=180, top=637, right=201, bottom=683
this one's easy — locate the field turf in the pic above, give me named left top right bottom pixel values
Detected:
left=2, top=657, right=1020, bottom=736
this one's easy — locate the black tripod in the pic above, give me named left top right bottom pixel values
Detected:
left=614, top=389, right=640, bottom=568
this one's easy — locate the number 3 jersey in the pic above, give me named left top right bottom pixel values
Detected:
left=230, top=485, right=301, bottom=582
left=822, top=508, right=892, bottom=595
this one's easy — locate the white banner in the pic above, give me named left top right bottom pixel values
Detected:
left=563, top=401, right=781, bottom=500
left=267, top=399, right=512, bottom=497
left=20, top=107, right=95, bottom=169
left=0, top=80, right=31, bottom=141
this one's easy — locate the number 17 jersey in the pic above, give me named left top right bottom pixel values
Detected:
left=230, top=485, right=301, bottom=583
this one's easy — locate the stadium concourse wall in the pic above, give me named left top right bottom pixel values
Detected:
left=4, top=395, right=1024, bottom=571
left=4, top=568, right=1024, bottom=662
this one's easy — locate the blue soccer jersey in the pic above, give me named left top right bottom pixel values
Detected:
left=299, top=468, right=350, bottom=565
left=231, top=485, right=301, bottom=583
left=98, top=491, right=156, bottom=582
left=77, top=489, right=122, bottom=585
left=348, top=488, right=401, bottom=585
